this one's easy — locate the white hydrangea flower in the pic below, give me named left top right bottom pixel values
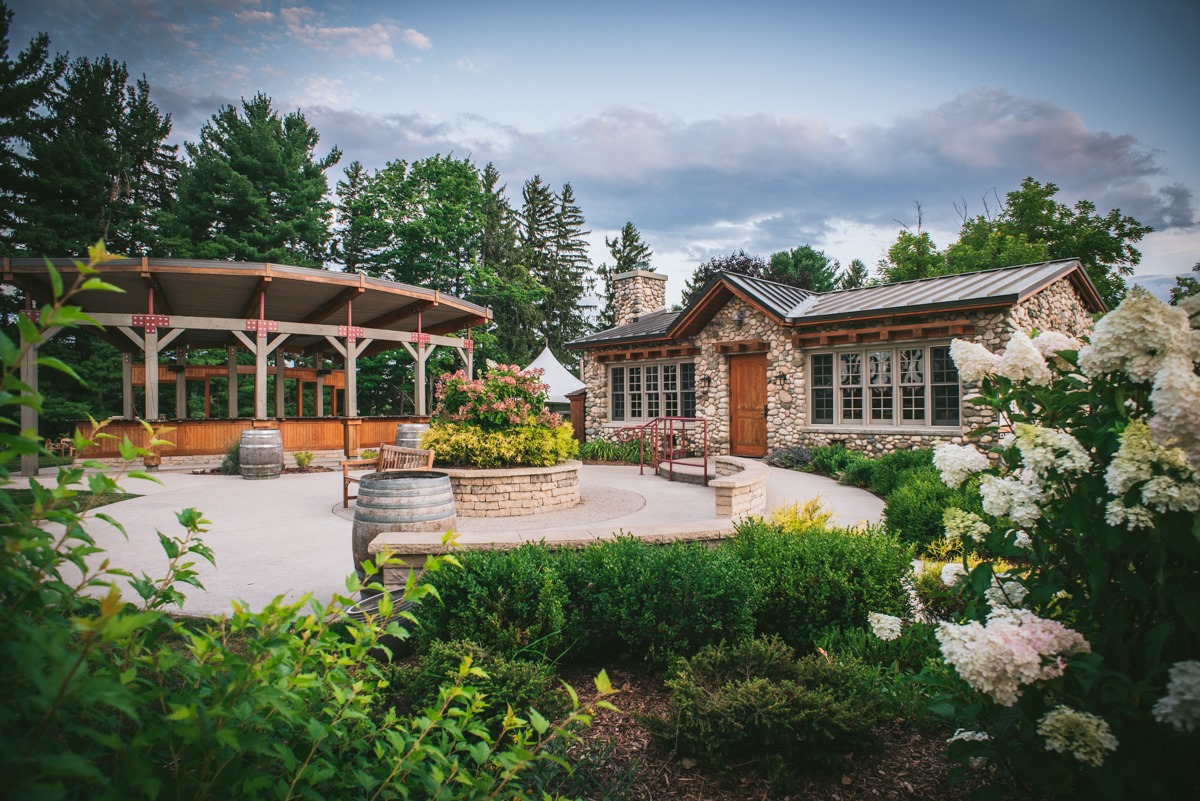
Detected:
left=1152, top=660, right=1200, bottom=733
left=947, top=729, right=991, bottom=743
left=1106, top=418, right=1200, bottom=516
left=997, top=330, right=1053, bottom=385
left=1079, top=287, right=1196, bottom=382
left=979, top=474, right=1043, bottom=527
left=1104, top=500, right=1156, bottom=531
left=1031, top=330, right=1081, bottom=361
left=1011, top=529, right=1032, bottom=549
left=984, top=577, right=1029, bottom=609
left=941, top=562, right=967, bottom=587
left=933, top=443, right=989, bottom=489
left=949, top=338, right=1001, bottom=383
left=868, top=612, right=903, bottom=642
left=944, top=507, right=991, bottom=545
left=936, top=609, right=1090, bottom=707
left=1149, top=355, right=1200, bottom=472
left=1037, top=706, right=1119, bottom=767
left=1013, top=423, right=1091, bottom=478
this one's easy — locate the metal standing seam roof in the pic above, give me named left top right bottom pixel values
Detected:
left=787, top=258, right=1094, bottom=323
left=569, top=308, right=679, bottom=346
left=721, top=272, right=817, bottom=317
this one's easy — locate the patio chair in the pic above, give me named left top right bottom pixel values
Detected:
left=342, top=444, right=435, bottom=508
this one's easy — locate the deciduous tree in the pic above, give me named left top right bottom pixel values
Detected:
left=681, top=250, right=766, bottom=307
left=766, top=245, right=839, bottom=292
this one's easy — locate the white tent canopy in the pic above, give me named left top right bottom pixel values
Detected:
left=525, top=345, right=584, bottom=404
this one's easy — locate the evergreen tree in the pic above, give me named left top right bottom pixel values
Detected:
left=544, top=182, right=593, bottom=359
left=680, top=250, right=766, bottom=307
left=161, top=93, right=340, bottom=267
left=595, top=221, right=653, bottom=328
left=18, top=56, right=177, bottom=256
left=333, top=160, right=387, bottom=273
left=0, top=2, right=63, bottom=254
left=835, top=258, right=872, bottom=290
left=766, top=245, right=839, bottom=292
left=511, top=175, right=557, bottom=361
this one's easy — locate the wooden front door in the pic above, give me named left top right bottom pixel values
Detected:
left=729, top=353, right=767, bottom=457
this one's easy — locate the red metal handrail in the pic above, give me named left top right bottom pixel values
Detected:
left=616, top=416, right=710, bottom=485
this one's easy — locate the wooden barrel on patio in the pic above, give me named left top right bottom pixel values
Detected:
left=351, top=470, right=456, bottom=575
left=394, top=423, right=430, bottom=450
left=239, top=429, right=283, bottom=480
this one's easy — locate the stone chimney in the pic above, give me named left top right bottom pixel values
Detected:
left=612, top=269, right=667, bottom=327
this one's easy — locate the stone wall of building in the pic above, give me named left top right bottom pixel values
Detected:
left=578, top=273, right=1096, bottom=458
left=612, top=269, right=667, bottom=326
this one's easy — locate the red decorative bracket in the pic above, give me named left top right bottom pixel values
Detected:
left=338, top=325, right=364, bottom=340
left=132, top=314, right=170, bottom=333
left=245, top=319, right=278, bottom=337
left=461, top=339, right=474, bottom=351
left=410, top=332, right=430, bottom=345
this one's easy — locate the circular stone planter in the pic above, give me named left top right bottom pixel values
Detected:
left=439, top=460, right=581, bottom=518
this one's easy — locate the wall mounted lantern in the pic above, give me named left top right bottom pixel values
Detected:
left=698, top=374, right=712, bottom=390
left=774, top=371, right=788, bottom=386
left=732, top=310, right=745, bottom=328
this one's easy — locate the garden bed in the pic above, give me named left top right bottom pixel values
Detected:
left=439, top=460, right=581, bottom=517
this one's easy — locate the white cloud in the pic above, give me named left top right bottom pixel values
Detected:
left=455, top=58, right=485, bottom=74
left=402, top=28, right=433, bottom=50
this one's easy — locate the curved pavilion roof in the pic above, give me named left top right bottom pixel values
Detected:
left=2, top=256, right=490, bottom=357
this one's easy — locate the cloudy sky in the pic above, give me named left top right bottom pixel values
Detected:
left=10, top=0, right=1198, bottom=304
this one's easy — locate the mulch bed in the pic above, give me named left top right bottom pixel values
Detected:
left=557, top=665, right=978, bottom=801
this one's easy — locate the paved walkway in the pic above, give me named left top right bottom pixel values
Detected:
left=37, top=461, right=883, bottom=617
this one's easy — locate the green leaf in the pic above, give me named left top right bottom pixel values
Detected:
left=36, top=355, right=82, bottom=381
left=46, top=260, right=63, bottom=299
left=528, top=708, right=549, bottom=735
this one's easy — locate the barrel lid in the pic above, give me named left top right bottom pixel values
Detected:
left=367, top=470, right=449, bottom=482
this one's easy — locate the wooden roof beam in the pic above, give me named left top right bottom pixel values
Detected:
left=361, top=299, right=436, bottom=329
left=302, top=286, right=364, bottom=324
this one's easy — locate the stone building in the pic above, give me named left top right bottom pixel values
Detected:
left=567, top=260, right=1103, bottom=457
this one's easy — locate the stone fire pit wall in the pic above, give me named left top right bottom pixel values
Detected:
left=440, top=459, right=582, bottom=517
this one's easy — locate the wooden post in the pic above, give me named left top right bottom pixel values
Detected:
left=254, top=334, right=267, bottom=419
left=227, top=345, right=238, bottom=418
left=296, top=373, right=304, bottom=417
left=20, top=336, right=39, bottom=477
left=203, top=377, right=211, bottom=419
left=315, top=354, right=325, bottom=418
left=274, top=351, right=286, bottom=419
left=415, top=343, right=430, bottom=416
left=122, top=352, right=134, bottom=418
left=175, top=347, right=186, bottom=419
left=144, top=327, right=159, bottom=420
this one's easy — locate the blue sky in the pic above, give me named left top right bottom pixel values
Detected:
left=10, top=0, right=1198, bottom=304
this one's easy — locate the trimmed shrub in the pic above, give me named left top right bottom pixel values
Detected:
left=647, top=636, right=887, bottom=782
left=881, top=466, right=963, bottom=554
left=414, top=544, right=569, bottom=659
left=294, top=450, right=315, bottom=468
left=730, top=520, right=911, bottom=648
left=765, top=444, right=811, bottom=470
left=423, top=421, right=577, bottom=468
left=866, top=449, right=934, bottom=496
left=806, top=444, right=866, bottom=477
left=559, top=537, right=755, bottom=669
left=768, top=498, right=833, bottom=534
left=838, top=457, right=876, bottom=488
left=388, top=639, right=570, bottom=733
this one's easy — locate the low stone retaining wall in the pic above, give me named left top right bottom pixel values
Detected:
left=710, top=456, right=769, bottom=520
left=440, top=460, right=581, bottom=518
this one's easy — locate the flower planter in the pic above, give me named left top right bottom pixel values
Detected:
left=439, top=460, right=581, bottom=517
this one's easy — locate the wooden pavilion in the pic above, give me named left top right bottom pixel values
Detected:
left=4, top=257, right=490, bottom=475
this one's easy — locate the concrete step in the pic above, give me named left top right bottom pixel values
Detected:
left=655, top=460, right=715, bottom=485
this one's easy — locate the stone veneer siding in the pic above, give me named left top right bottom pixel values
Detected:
left=612, top=269, right=668, bottom=326
left=440, top=461, right=581, bottom=517
left=579, top=274, right=1096, bottom=457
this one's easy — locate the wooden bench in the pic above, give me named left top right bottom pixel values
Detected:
left=341, top=444, right=435, bottom=508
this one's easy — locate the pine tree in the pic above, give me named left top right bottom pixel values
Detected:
left=333, top=160, right=388, bottom=273
left=18, top=56, right=177, bottom=256
left=595, top=221, right=653, bottom=328
left=544, top=182, right=593, bottom=358
left=161, top=93, right=340, bottom=267
left=512, top=175, right=557, bottom=361
left=835, top=258, right=872, bottom=290
left=0, top=2, right=63, bottom=254
left=766, top=245, right=839, bottom=292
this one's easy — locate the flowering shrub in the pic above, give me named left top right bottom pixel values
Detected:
left=894, top=288, right=1200, bottom=796
left=427, top=364, right=576, bottom=468
left=433, top=364, right=562, bottom=430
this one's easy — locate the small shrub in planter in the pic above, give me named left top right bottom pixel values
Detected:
left=294, top=450, right=315, bottom=468
left=422, top=422, right=576, bottom=468
left=730, top=520, right=911, bottom=648
left=217, top=440, right=240, bottom=474
left=647, top=636, right=888, bottom=783
left=559, top=537, right=755, bottom=668
left=414, top=544, right=568, bottom=659
left=388, top=639, right=570, bottom=733
left=359, top=447, right=378, bottom=460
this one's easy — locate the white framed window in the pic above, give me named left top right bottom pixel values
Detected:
left=609, top=361, right=696, bottom=422
left=809, top=344, right=959, bottom=427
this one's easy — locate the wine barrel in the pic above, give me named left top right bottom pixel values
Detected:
left=239, top=429, right=283, bottom=480
left=351, top=470, right=456, bottom=575
left=394, top=422, right=430, bottom=450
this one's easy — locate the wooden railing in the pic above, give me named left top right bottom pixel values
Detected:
left=617, top=416, right=710, bottom=485
left=73, top=416, right=429, bottom=458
